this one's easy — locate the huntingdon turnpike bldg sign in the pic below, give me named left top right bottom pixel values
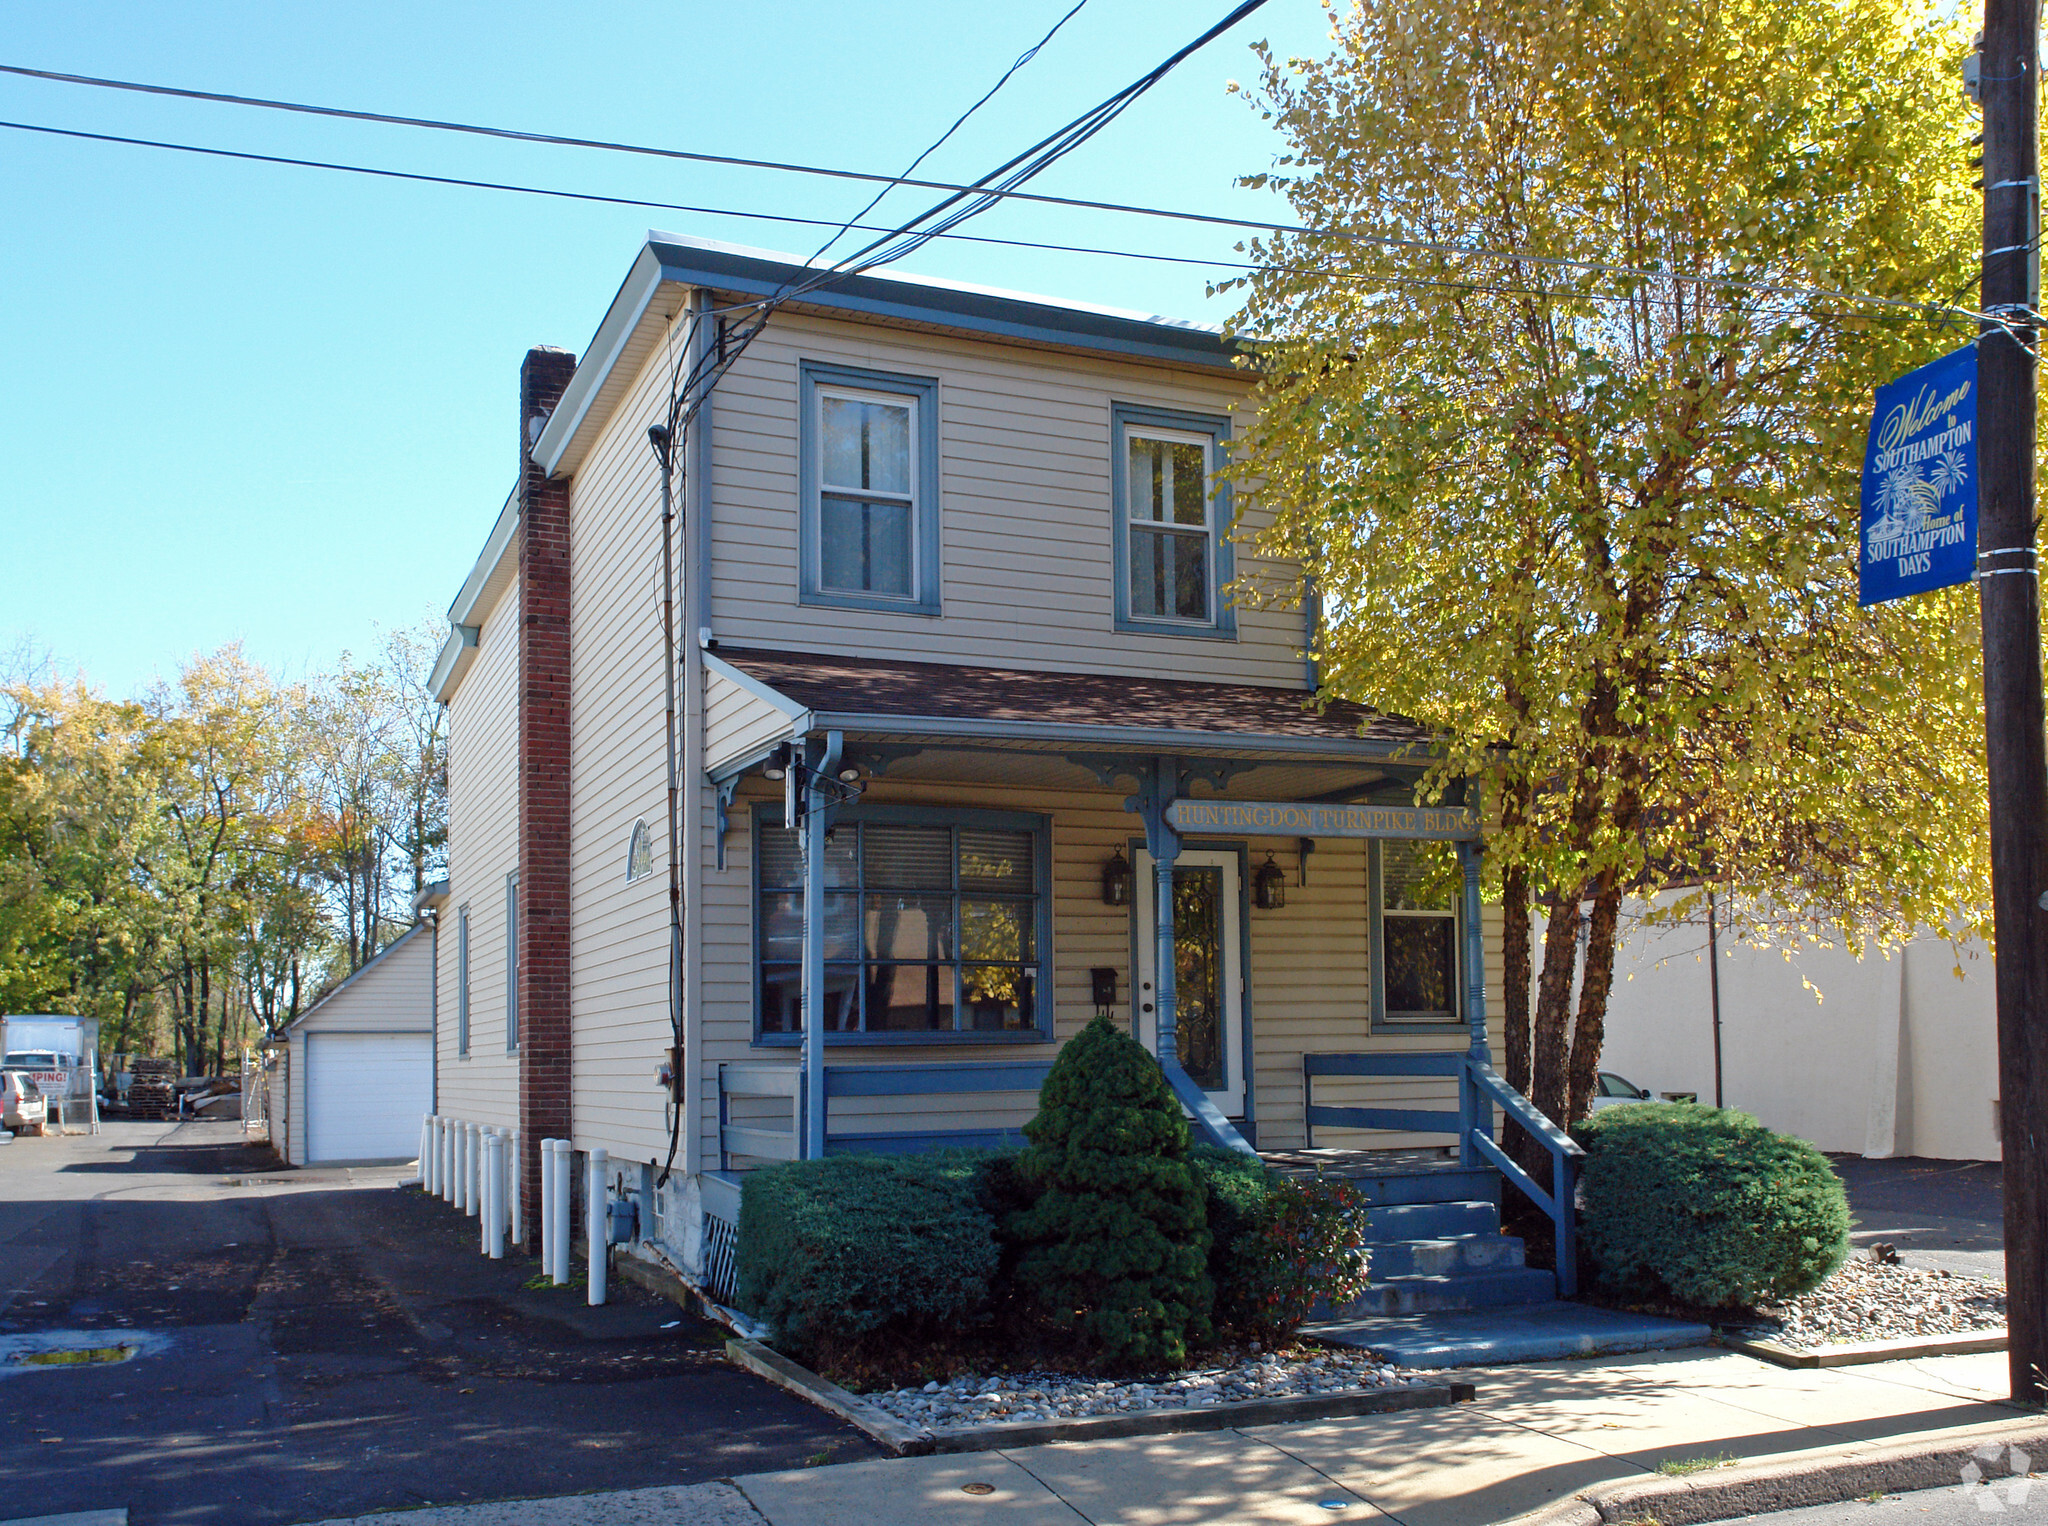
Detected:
left=1165, top=799, right=1481, bottom=840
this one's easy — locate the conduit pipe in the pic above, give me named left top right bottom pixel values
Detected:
left=587, top=1148, right=609, bottom=1306
left=485, top=1132, right=505, bottom=1259
left=552, top=1140, right=573, bottom=1285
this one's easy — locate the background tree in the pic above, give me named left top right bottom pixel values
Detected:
left=1227, top=0, right=1984, bottom=1127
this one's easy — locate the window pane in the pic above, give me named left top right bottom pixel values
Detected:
left=820, top=496, right=913, bottom=598
left=760, top=964, right=861, bottom=1032
left=1129, top=527, right=1210, bottom=621
left=1127, top=435, right=1208, bottom=526
left=963, top=966, right=1036, bottom=1031
left=865, top=894, right=955, bottom=960
left=760, top=891, right=859, bottom=960
left=1383, top=840, right=1457, bottom=911
left=822, top=394, right=911, bottom=494
left=1173, top=865, right=1225, bottom=1089
left=865, top=964, right=955, bottom=1031
left=960, top=828, right=1033, bottom=893
left=960, top=899, right=1033, bottom=963
left=1385, top=915, right=1457, bottom=1017
left=863, top=824, right=952, bottom=889
left=758, top=824, right=857, bottom=888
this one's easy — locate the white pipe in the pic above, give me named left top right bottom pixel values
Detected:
left=587, top=1147, right=609, bottom=1306
left=510, top=1129, right=523, bottom=1248
left=456, top=1121, right=470, bottom=1213
left=417, top=1116, right=429, bottom=1187
left=451, top=1120, right=464, bottom=1211
left=480, top=1129, right=496, bottom=1253
left=553, top=1141, right=573, bottom=1284
left=439, top=1117, right=453, bottom=1203
left=466, top=1122, right=482, bottom=1218
left=485, top=1131, right=505, bottom=1259
left=538, top=1137, right=556, bottom=1271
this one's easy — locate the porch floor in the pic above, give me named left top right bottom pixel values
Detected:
left=1259, top=1146, right=1465, bottom=1178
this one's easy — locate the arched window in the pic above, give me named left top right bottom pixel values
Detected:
left=626, top=819, right=655, bottom=882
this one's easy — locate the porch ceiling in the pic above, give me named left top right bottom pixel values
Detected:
left=827, top=742, right=1402, bottom=802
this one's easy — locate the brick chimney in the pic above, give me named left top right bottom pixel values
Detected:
left=517, top=346, right=577, bottom=1238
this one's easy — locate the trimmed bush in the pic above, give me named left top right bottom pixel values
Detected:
left=1577, top=1104, right=1850, bottom=1308
left=1192, top=1146, right=1372, bottom=1338
left=735, top=1150, right=1001, bottom=1362
left=1008, top=1014, right=1213, bottom=1370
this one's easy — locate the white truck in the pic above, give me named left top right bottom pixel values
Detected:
left=1, top=1016, right=101, bottom=1132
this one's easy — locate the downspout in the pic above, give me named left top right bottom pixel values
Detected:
left=682, top=288, right=714, bottom=1178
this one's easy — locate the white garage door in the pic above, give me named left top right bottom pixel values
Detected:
left=307, top=1032, right=433, bottom=1163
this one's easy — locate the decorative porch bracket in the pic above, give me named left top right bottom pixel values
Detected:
left=1125, top=757, right=1259, bottom=1158
left=798, top=730, right=845, bottom=1160
left=714, top=777, right=740, bottom=872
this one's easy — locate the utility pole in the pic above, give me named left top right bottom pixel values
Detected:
left=1978, top=0, right=2048, bottom=1407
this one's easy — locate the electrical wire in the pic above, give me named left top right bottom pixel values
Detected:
left=0, top=61, right=2001, bottom=321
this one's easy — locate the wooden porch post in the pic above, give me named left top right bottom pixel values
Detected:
left=799, top=732, right=843, bottom=1160
left=1458, top=839, right=1492, bottom=1166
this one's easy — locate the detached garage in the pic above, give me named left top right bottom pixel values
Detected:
left=277, top=921, right=435, bottom=1166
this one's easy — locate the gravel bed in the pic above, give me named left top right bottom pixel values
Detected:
left=1734, top=1259, right=2006, bottom=1350
left=860, top=1347, right=1428, bottom=1432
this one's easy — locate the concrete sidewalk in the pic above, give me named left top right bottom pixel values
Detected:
left=304, top=1345, right=2030, bottom=1526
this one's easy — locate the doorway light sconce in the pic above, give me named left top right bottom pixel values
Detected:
left=1255, top=852, right=1287, bottom=911
left=1101, top=847, right=1132, bottom=907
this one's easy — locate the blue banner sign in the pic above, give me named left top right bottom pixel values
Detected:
left=1165, top=799, right=1479, bottom=841
left=1860, top=343, right=1977, bottom=606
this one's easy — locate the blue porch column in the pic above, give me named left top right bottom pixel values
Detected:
left=1456, top=837, right=1493, bottom=1163
left=799, top=732, right=844, bottom=1159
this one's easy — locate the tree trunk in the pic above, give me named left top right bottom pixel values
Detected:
left=1566, top=877, right=1626, bottom=1125
left=1502, top=863, right=1532, bottom=1094
left=1529, top=888, right=1584, bottom=1126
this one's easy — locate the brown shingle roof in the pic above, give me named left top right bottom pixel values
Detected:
left=716, top=648, right=1433, bottom=754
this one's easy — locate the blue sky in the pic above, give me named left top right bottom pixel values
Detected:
left=0, top=0, right=1328, bottom=698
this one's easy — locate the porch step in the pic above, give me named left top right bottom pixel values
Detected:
left=1333, top=1265, right=1558, bottom=1318
left=1334, top=1168, right=1500, bottom=1209
left=1368, top=1232, right=1525, bottom=1279
left=1359, top=1200, right=1501, bottom=1244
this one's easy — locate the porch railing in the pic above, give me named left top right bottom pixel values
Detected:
left=1302, top=1052, right=1583, bottom=1297
left=717, top=1060, right=1055, bottom=1170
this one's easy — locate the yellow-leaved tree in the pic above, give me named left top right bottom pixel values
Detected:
left=1226, top=0, right=1986, bottom=1129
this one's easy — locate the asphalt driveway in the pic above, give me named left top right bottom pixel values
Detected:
left=0, top=1120, right=870, bottom=1525
left=1828, top=1155, right=2005, bottom=1280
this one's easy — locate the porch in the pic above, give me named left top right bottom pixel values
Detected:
left=693, top=648, right=1582, bottom=1311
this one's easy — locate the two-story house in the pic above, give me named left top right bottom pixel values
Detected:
left=419, top=233, right=1581, bottom=1316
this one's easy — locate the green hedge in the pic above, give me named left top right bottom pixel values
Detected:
left=1577, top=1104, right=1850, bottom=1308
left=734, top=1150, right=1002, bottom=1362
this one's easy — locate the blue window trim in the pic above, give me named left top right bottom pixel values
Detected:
left=750, top=803, right=1054, bottom=1047
left=456, top=904, right=471, bottom=1058
left=798, top=360, right=942, bottom=617
left=1368, top=839, right=1465, bottom=1034
left=504, top=871, right=519, bottom=1053
left=1122, top=836, right=1257, bottom=1127
left=1111, top=402, right=1237, bottom=640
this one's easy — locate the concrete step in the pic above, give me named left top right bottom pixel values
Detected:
left=1324, top=1266, right=1557, bottom=1318
left=1368, top=1233, right=1525, bottom=1279
left=1339, top=1168, right=1500, bottom=1208
left=1358, top=1200, right=1500, bottom=1243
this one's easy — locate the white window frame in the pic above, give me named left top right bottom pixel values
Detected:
left=798, top=361, right=941, bottom=616
left=1111, top=403, right=1236, bottom=638
left=1369, top=840, right=1463, bottom=1029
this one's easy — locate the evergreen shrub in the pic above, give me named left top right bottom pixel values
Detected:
left=1577, top=1104, right=1850, bottom=1308
left=1008, top=1014, right=1213, bottom=1369
left=735, top=1150, right=1001, bottom=1362
left=1192, top=1145, right=1372, bottom=1338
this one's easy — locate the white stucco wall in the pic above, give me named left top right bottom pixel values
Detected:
left=1589, top=896, right=1999, bottom=1161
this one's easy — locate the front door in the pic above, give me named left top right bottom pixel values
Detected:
left=1135, top=848, right=1246, bottom=1119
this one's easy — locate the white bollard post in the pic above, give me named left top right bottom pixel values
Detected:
left=485, top=1132, right=505, bottom=1260
left=428, top=1117, right=442, bottom=1196
left=466, top=1122, right=482, bottom=1218
left=417, top=1117, right=429, bottom=1186
left=450, top=1121, right=464, bottom=1211
left=551, top=1141, right=572, bottom=1286
left=481, top=1129, right=497, bottom=1253
left=538, top=1137, right=556, bottom=1271
left=587, top=1148, right=609, bottom=1306
left=509, top=1129, right=523, bottom=1248
left=440, top=1118, right=454, bottom=1204
left=459, top=1122, right=474, bottom=1214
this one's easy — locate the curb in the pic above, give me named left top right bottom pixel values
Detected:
left=1499, top=1414, right=2048, bottom=1526
left=1723, top=1329, right=2008, bottom=1368
left=724, top=1337, right=1474, bottom=1457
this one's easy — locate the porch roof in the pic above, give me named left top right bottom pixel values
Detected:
left=713, top=647, right=1436, bottom=762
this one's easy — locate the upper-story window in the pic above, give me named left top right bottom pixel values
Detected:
left=1112, top=403, right=1235, bottom=639
left=800, top=361, right=941, bottom=616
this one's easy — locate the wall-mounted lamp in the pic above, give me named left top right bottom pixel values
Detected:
left=1090, top=967, right=1118, bottom=1018
left=763, top=742, right=790, bottom=782
left=1101, top=847, right=1132, bottom=906
left=1255, top=851, right=1287, bottom=910
left=837, top=766, right=861, bottom=783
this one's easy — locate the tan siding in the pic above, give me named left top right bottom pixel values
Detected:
left=703, top=311, right=1306, bottom=687
left=705, top=671, right=796, bottom=774
left=436, top=577, right=522, bottom=1132
left=568, top=326, right=699, bottom=1166
left=701, top=780, right=1503, bottom=1156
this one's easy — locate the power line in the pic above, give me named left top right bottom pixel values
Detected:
left=0, top=58, right=1988, bottom=318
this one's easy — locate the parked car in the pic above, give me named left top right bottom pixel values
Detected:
left=1590, top=1071, right=1655, bottom=1110
left=2, top=1072, right=48, bottom=1135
